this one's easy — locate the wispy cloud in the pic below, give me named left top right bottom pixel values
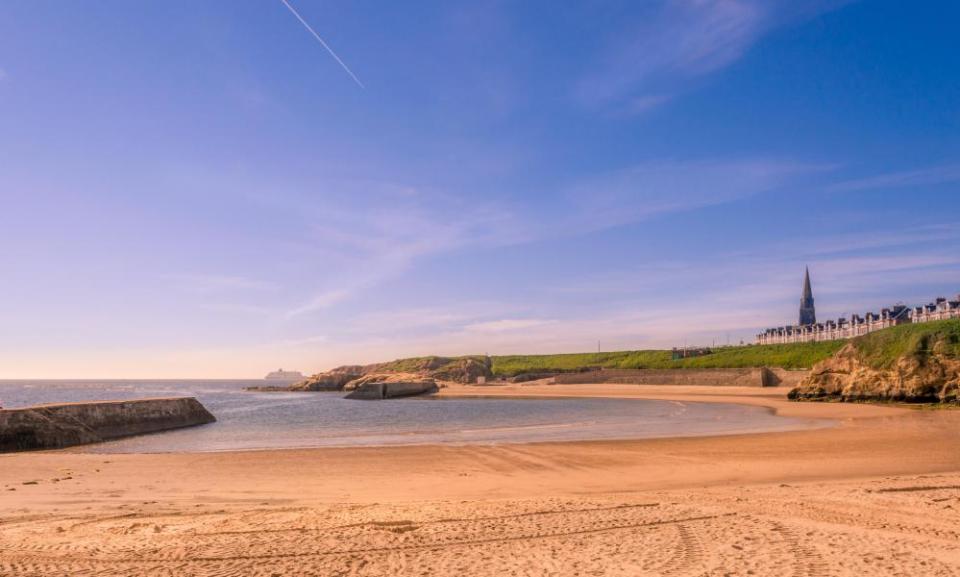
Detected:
left=161, top=273, right=276, bottom=293
left=805, top=254, right=960, bottom=296
left=558, top=158, right=829, bottom=231
left=284, top=157, right=831, bottom=316
left=624, top=94, right=672, bottom=115
left=578, top=0, right=849, bottom=113
left=723, top=223, right=960, bottom=261
left=277, top=181, right=524, bottom=318
left=157, top=156, right=951, bottom=336
left=346, top=306, right=484, bottom=333
left=504, top=225, right=960, bottom=347
left=72, top=224, right=955, bottom=378
left=285, top=289, right=352, bottom=317
left=199, top=302, right=276, bottom=316
left=464, top=318, right=556, bottom=333
left=825, top=164, right=960, bottom=193
left=321, top=242, right=960, bottom=357
left=273, top=334, right=329, bottom=347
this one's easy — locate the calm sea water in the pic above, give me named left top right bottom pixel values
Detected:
left=0, top=380, right=826, bottom=453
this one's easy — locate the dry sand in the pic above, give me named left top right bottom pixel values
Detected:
left=1, top=382, right=959, bottom=576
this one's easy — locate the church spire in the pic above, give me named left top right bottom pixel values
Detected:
left=799, top=266, right=816, bottom=326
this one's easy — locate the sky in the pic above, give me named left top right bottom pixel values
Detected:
left=1, top=0, right=959, bottom=378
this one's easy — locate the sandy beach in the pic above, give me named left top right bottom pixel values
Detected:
left=2, top=383, right=959, bottom=576
left=7, top=1, right=957, bottom=574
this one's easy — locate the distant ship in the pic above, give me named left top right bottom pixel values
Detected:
left=264, top=369, right=305, bottom=382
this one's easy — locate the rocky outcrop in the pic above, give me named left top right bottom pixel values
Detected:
left=282, top=356, right=493, bottom=392
left=790, top=340, right=960, bottom=403
left=0, top=397, right=216, bottom=452
left=345, top=379, right=439, bottom=400
left=244, top=385, right=294, bottom=392
left=427, top=357, right=492, bottom=384
left=289, top=365, right=367, bottom=391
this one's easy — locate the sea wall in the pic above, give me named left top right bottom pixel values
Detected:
left=0, top=397, right=216, bottom=452
left=345, top=381, right=439, bottom=400
left=553, top=367, right=806, bottom=387
left=767, top=368, right=808, bottom=389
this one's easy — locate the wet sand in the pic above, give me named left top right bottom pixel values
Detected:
left=1, top=383, right=959, bottom=576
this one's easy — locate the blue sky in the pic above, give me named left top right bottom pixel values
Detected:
left=1, top=0, right=959, bottom=378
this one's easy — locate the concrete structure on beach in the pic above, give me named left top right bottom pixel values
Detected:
left=757, top=268, right=960, bottom=345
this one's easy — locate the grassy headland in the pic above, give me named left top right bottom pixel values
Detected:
left=495, top=321, right=960, bottom=376
left=489, top=341, right=845, bottom=376
left=335, top=320, right=960, bottom=382
left=849, top=318, right=960, bottom=370
left=370, top=341, right=847, bottom=379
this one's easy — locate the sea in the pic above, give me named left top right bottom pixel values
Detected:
left=0, top=380, right=827, bottom=453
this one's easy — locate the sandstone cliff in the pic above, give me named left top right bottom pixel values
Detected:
left=789, top=319, right=960, bottom=403
left=289, top=365, right=367, bottom=391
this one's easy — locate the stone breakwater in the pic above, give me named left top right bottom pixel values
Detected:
left=0, top=398, right=216, bottom=452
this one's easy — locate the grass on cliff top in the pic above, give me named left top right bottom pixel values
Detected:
left=376, top=355, right=487, bottom=373
left=486, top=320, right=960, bottom=375
left=851, top=318, right=960, bottom=370
left=488, top=340, right=844, bottom=376
left=374, top=356, right=442, bottom=373
left=363, top=341, right=845, bottom=378
left=349, top=320, right=960, bottom=378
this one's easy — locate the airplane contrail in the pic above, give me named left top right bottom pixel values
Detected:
left=279, top=0, right=365, bottom=89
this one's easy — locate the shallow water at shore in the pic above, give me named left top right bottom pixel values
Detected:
left=0, top=380, right=828, bottom=452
